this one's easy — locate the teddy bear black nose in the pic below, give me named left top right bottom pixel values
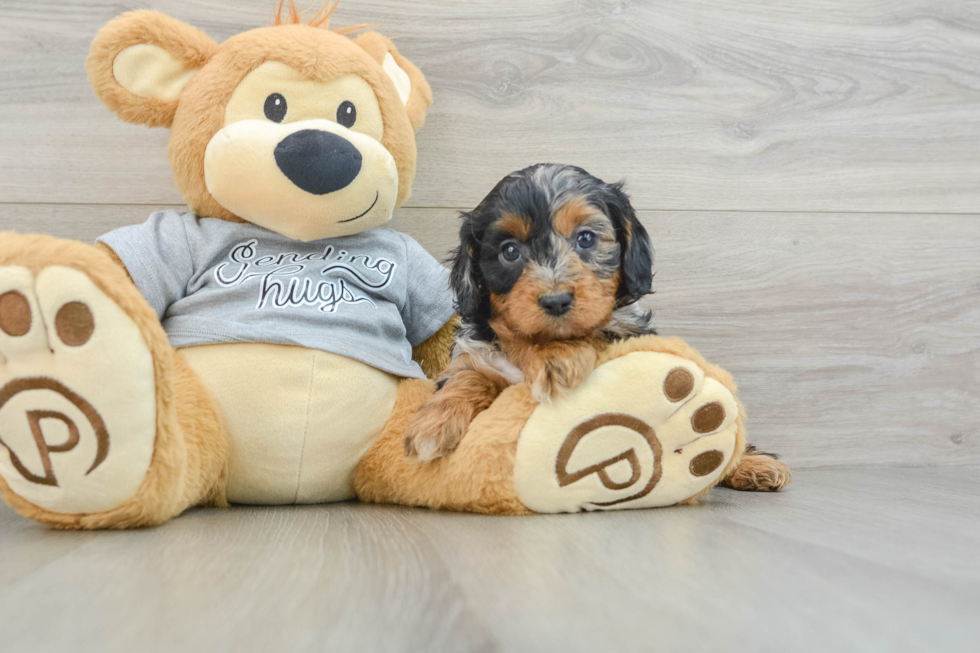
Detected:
left=274, top=129, right=362, bottom=195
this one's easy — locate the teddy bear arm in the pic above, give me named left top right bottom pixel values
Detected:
left=411, top=315, right=459, bottom=380
left=94, top=241, right=134, bottom=282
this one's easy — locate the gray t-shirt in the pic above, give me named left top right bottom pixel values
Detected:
left=98, top=211, right=454, bottom=379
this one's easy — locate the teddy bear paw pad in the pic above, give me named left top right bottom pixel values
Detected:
left=0, top=266, right=156, bottom=514
left=513, top=351, right=738, bottom=512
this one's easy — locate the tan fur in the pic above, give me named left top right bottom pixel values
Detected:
left=3, top=6, right=766, bottom=526
left=86, top=11, right=218, bottom=129
left=411, top=315, right=459, bottom=379
left=408, top=265, right=615, bottom=459
left=564, top=259, right=620, bottom=336
left=351, top=31, right=433, bottom=133
left=600, top=336, right=748, bottom=502
left=403, top=353, right=511, bottom=458
left=1, top=5, right=435, bottom=528
left=721, top=452, right=792, bottom=492
left=0, top=233, right=229, bottom=528
left=358, top=333, right=752, bottom=514
left=94, top=241, right=130, bottom=277
left=272, top=0, right=337, bottom=28
left=490, top=259, right=618, bottom=342
left=411, top=202, right=622, bottom=456
left=169, top=26, right=416, bottom=222
left=496, top=336, right=598, bottom=402
left=87, top=10, right=431, bottom=224
left=498, top=213, right=531, bottom=241
left=355, top=379, right=534, bottom=515
left=486, top=254, right=617, bottom=401
left=553, top=197, right=595, bottom=236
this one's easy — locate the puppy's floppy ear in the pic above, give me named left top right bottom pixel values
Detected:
left=352, top=31, right=433, bottom=133
left=87, top=10, right=218, bottom=128
left=605, top=182, right=653, bottom=305
left=449, top=212, right=484, bottom=321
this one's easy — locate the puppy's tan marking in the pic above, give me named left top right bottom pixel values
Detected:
left=489, top=258, right=618, bottom=342
left=553, top=197, right=594, bottom=236
left=490, top=268, right=556, bottom=340
left=497, top=213, right=531, bottom=241
left=489, top=326, right=600, bottom=402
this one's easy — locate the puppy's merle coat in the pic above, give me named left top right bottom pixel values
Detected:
left=405, top=164, right=658, bottom=461
left=452, top=163, right=656, bottom=348
left=403, top=164, right=789, bottom=494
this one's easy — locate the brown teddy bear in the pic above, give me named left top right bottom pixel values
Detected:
left=0, top=3, right=787, bottom=529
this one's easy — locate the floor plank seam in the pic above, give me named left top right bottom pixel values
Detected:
left=3, top=201, right=980, bottom=218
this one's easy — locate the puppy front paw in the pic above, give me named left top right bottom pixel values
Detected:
left=403, top=401, right=472, bottom=463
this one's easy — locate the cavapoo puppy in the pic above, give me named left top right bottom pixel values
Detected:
left=404, top=163, right=654, bottom=461
left=403, top=164, right=789, bottom=493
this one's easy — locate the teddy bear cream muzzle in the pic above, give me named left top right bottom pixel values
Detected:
left=204, top=118, right=398, bottom=242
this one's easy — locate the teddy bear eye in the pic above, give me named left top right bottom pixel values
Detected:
left=337, top=101, right=357, bottom=128
left=264, top=93, right=287, bottom=123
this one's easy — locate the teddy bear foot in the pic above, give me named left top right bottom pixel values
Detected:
left=513, top=348, right=741, bottom=512
left=0, top=263, right=157, bottom=517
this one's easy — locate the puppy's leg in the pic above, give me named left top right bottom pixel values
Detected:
left=509, top=340, right=598, bottom=404
left=721, top=445, right=792, bottom=491
left=403, top=357, right=509, bottom=462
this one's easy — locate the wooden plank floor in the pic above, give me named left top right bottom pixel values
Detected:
left=1, top=467, right=978, bottom=652
left=1, top=0, right=978, bottom=469
left=3, top=1, right=980, bottom=212
left=1, top=1, right=979, bottom=650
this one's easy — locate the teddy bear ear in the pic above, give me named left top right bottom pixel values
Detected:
left=352, top=31, right=433, bottom=133
left=87, top=10, right=218, bottom=128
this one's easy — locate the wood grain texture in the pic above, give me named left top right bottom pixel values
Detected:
left=1, top=1, right=980, bottom=211
left=1, top=3, right=977, bottom=648
left=3, top=203, right=977, bottom=469
left=0, top=467, right=977, bottom=652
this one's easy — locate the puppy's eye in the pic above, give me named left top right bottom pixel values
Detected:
left=500, top=241, right=522, bottom=263
left=576, top=230, right=597, bottom=250
left=337, top=101, right=357, bottom=128
left=264, top=93, right=287, bottom=123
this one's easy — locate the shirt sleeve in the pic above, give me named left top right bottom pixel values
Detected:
left=96, top=211, right=195, bottom=321
left=400, top=234, right=455, bottom=346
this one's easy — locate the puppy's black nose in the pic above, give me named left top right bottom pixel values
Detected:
left=274, top=129, right=362, bottom=195
left=538, top=292, right=574, bottom=317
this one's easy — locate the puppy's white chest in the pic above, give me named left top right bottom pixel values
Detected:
left=490, top=353, right=525, bottom=385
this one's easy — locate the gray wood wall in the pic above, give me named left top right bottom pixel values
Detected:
left=1, top=0, right=978, bottom=469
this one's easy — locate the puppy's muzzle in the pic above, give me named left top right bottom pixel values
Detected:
left=274, top=129, right=362, bottom=195
left=538, top=292, right=574, bottom=317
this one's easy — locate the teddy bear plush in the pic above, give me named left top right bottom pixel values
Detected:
left=0, top=3, right=785, bottom=529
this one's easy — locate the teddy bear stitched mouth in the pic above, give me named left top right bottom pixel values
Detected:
left=338, top=191, right=380, bottom=223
